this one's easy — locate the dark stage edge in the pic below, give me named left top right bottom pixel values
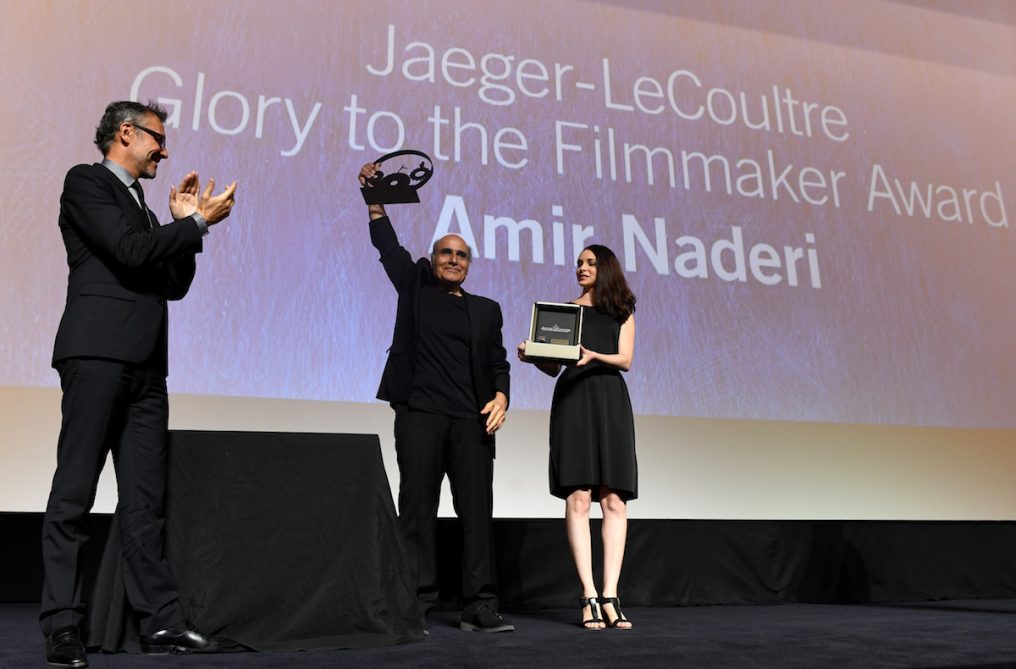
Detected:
left=6, top=514, right=1016, bottom=607
left=3, top=600, right=1016, bottom=668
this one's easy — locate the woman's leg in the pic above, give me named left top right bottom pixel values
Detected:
left=566, top=489, right=603, bottom=628
left=600, top=489, right=632, bottom=628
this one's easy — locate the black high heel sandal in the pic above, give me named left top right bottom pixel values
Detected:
left=601, top=596, right=632, bottom=629
left=579, top=596, right=604, bottom=630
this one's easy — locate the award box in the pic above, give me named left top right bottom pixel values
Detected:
left=525, top=302, right=583, bottom=363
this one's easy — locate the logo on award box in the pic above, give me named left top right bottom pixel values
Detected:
left=539, top=323, right=572, bottom=345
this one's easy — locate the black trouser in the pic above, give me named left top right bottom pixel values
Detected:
left=393, top=408, right=497, bottom=616
left=40, top=358, right=183, bottom=636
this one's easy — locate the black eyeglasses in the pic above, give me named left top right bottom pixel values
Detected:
left=132, top=123, right=166, bottom=149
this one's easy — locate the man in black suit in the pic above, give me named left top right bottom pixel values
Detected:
left=41, top=100, right=237, bottom=668
left=359, top=163, right=513, bottom=633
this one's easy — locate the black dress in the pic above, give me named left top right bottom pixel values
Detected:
left=549, top=306, right=638, bottom=501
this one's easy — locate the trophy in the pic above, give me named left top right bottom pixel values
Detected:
left=361, top=149, right=434, bottom=205
left=524, top=302, right=584, bottom=363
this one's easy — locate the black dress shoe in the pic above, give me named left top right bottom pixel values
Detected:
left=140, top=624, right=216, bottom=654
left=45, top=626, right=87, bottom=668
left=460, top=603, right=515, bottom=633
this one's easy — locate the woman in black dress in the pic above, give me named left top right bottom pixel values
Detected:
left=518, top=244, right=637, bottom=630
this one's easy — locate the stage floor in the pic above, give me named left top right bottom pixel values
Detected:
left=4, top=600, right=1014, bottom=668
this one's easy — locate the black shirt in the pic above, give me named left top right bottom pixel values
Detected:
left=408, top=285, right=477, bottom=419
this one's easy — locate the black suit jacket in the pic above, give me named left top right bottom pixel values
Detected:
left=52, top=162, right=204, bottom=375
left=370, top=215, right=510, bottom=411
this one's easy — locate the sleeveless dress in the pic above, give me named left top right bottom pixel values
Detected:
left=548, top=306, right=638, bottom=501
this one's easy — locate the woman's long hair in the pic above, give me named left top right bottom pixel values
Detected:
left=585, top=244, right=636, bottom=323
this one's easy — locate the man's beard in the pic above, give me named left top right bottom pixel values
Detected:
left=139, top=152, right=160, bottom=179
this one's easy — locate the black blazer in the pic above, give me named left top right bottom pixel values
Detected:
left=52, top=163, right=204, bottom=374
left=370, top=215, right=510, bottom=410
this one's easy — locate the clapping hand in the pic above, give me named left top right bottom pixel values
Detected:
left=169, top=172, right=237, bottom=224
left=168, top=171, right=200, bottom=220
left=196, top=177, right=237, bottom=225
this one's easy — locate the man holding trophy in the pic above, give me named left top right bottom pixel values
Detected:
left=358, top=161, right=514, bottom=633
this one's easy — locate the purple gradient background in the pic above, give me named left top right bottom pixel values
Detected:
left=1, top=0, right=1013, bottom=428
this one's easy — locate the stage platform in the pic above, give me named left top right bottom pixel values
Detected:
left=6, top=432, right=1015, bottom=662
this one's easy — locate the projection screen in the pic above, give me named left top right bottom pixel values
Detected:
left=1, top=0, right=1013, bottom=519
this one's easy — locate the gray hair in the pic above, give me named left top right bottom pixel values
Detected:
left=93, top=100, right=168, bottom=155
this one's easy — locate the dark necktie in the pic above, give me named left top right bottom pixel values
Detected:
left=130, top=181, right=154, bottom=230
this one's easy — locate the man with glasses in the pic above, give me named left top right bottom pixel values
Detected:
left=41, top=100, right=237, bottom=668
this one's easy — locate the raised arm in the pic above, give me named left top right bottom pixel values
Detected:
left=359, top=162, right=419, bottom=290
